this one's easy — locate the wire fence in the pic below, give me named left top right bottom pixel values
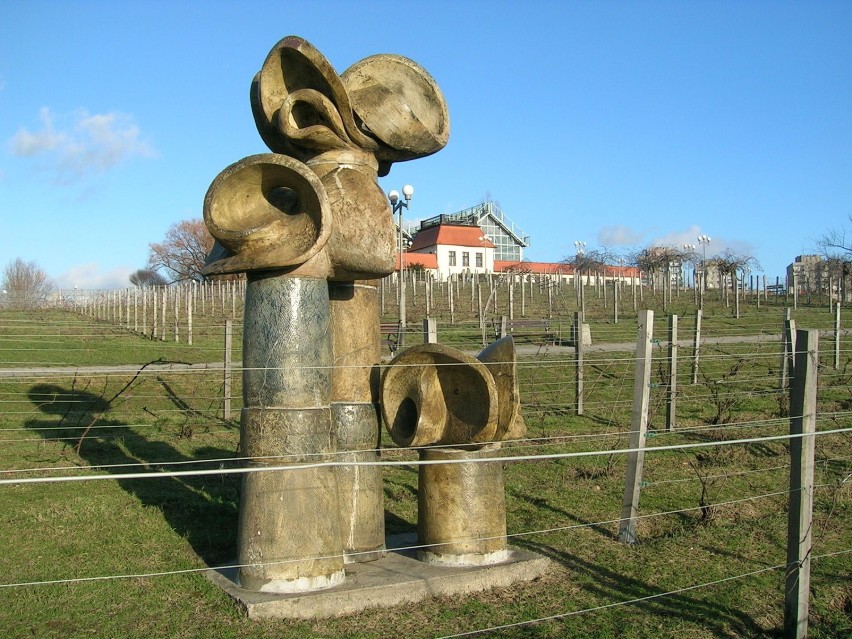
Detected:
left=0, top=306, right=850, bottom=637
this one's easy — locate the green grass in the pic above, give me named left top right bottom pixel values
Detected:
left=0, top=293, right=850, bottom=638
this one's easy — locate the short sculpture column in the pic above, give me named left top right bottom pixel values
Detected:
left=418, top=443, right=508, bottom=566
left=237, top=274, right=344, bottom=593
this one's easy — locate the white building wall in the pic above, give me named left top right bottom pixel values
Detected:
left=434, top=245, right=494, bottom=280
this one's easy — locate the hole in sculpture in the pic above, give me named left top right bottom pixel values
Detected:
left=395, top=397, right=418, bottom=441
left=265, top=187, right=301, bottom=216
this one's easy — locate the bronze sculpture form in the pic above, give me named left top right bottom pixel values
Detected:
left=381, top=337, right=526, bottom=565
left=203, top=36, right=448, bottom=593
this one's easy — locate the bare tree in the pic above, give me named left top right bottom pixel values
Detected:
left=147, top=219, right=213, bottom=283
left=562, top=247, right=614, bottom=275
left=816, top=216, right=852, bottom=303
left=712, top=249, right=760, bottom=307
left=2, top=258, right=54, bottom=309
left=129, top=269, right=168, bottom=288
left=817, top=214, right=852, bottom=257
left=630, top=246, right=688, bottom=291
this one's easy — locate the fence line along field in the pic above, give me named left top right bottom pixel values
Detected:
left=0, top=277, right=849, bottom=639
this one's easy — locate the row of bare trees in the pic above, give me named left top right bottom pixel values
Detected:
left=4, top=216, right=851, bottom=310
left=561, top=245, right=759, bottom=290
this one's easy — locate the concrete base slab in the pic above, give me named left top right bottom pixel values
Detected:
left=204, top=534, right=552, bottom=620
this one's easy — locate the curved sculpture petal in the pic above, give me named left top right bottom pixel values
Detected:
left=202, top=153, right=331, bottom=276
left=251, top=35, right=377, bottom=156
left=381, top=344, right=498, bottom=448
left=342, top=54, right=450, bottom=162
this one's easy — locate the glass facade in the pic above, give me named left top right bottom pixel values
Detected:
left=418, top=201, right=528, bottom=262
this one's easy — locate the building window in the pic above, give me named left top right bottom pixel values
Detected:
left=462, top=252, right=470, bottom=267
left=475, top=252, right=483, bottom=268
left=449, top=251, right=456, bottom=266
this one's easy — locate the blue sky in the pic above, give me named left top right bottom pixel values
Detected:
left=1, top=1, right=850, bottom=289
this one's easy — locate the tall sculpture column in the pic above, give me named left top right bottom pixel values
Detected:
left=330, top=280, right=385, bottom=562
left=239, top=275, right=344, bottom=591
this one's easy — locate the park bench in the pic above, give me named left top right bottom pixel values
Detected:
left=380, top=322, right=402, bottom=356
left=493, top=316, right=557, bottom=344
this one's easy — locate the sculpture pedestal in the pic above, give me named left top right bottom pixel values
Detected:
left=206, top=534, right=551, bottom=619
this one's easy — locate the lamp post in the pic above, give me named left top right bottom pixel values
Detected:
left=389, top=184, right=414, bottom=331
left=697, top=234, right=711, bottom=308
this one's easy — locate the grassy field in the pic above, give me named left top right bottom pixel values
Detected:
left=0, top=283, right=850, bottom=638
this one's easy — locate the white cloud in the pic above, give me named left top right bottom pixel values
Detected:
left=10, top=107, right=66, bottom=155
left=649, top=225, right=705, bottom=249
left=597, top=225, right=646, bottom=246
left=8, top=107, right=157, bottom=183
left=54, top=263, right=135, bottom=290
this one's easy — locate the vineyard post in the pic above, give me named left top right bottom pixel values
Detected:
left=618, top=309, right=653, bottom=544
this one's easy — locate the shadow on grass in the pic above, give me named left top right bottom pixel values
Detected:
left=508, top=487, right=614, bottom=539
left=26, top=383, right=239, bottom=566
left=516, top=539, right=773, bottom=638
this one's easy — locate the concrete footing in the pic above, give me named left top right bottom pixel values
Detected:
left=204, top=534, right=551, bottom=620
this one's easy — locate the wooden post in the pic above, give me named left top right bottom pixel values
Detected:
left=691, top=309, right=702, bottom=385
left=780, top=309, right=794, bottom=391
left=449, top=275, right=455, bottom=325
left=492, top=277, right=499, bottom=314
left=497, top=315, right=508, bottom=339
left=734, top=271, right=740, bottom=319
left=613, top=279, right=619, bottom=324
left=618, top=309, right=654, bottom=544
left=834, top=302, right=841, bottom=370
left=152, top=288, right=159, bottom=340
left=575, top=311, right=584, bottom=416
left=509, top=275, right=515, bottom=320
left=174, top=285, right=180, bottom=342
left=187, top=287, right=193, bottom=346
left=161, top=286, right=167, bottom=341
left=793, top=273, right=798, bottom=310
left=142, top=289, right=148, bottom=336
left=423, top=317, right=437, bottom=344
left=783, top=329, right=818, bottom=639
left=666, top=314, right=678, bottom=430
left=548, top=280, right=554, bottom=319
left=223, top=319, right=233, bottom=420
left=829, top=276, right=833, bottom=315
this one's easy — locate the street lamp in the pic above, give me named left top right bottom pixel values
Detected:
left=697, top=234, right=711, bottom=307
left=388, top=184, right=414, bottom=330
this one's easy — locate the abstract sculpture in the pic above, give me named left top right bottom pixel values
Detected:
left=203, top=36, right=448, bottom=593
left=381, top=337, right=526, bottom=566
